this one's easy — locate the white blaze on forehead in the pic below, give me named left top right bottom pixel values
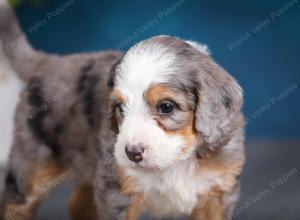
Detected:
left=115, top=42, right=175, bottom=99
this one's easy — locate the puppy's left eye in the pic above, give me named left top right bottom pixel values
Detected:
left=158, top=101, right=175, bottom=114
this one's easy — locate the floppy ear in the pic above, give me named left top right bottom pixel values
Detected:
left=194, top=59, right=244, bottom=150
left=107, top=58, right=123, bottom=89
left=107, top=58, right=123, bottom=134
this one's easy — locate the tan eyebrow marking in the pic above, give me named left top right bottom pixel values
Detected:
left=145, top=84, right=178, bottom=107
left=110, top=89, right=128, bottom=104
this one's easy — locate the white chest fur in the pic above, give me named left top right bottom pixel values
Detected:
left=126, top=158, right=222, bottom=217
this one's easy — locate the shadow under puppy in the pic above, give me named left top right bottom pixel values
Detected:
left=108, top=36, right=245, bottom=220
left=0, top=1, right=129, bottom=220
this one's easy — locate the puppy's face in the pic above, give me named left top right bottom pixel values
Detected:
left=110, top=36, right=243, bottom=170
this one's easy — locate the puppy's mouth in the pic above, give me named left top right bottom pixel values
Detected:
left=126, top=159, right=157, bottom=170
left=128, top=163, right=165, bottom=173
left=125, top=155, right=179, bottom=171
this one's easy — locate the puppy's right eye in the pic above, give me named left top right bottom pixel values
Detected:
left=115, top=103, right=125, bottom=117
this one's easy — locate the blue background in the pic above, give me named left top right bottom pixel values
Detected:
left=15, top=0, right=300, bottom=138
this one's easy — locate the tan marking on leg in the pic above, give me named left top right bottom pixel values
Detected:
left=4, top=161, right=71, bottom=220
left=28, top=161, right=70, bottom=195
left=127, top=193, right=145, bottom=220
left=191, top=142, right=243, bottom=220
left=68, top=183, right=97, bottom=220
left=193, top=148, right=243, bottom=219
left=117, top=168, right=139, bottom=194
left=191, top=189, right=227, bottom=220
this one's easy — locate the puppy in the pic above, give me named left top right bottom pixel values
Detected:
left=0, top=1, right=128, bottom=220
left=109, top=36, right=245, bottom=220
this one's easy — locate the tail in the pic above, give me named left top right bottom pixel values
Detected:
left=0, top=0, right=45, bottom=81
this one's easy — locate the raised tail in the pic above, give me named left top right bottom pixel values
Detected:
left=0, top=0, right=46, bottom=81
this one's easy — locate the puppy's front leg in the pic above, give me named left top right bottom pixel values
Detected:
left=127, top=193, right=145, bottom=220
left=191, top=193, right=227, bottom=220
left=68, top=183, right=97, bottom=220
left=126, top=193, right=145, bottom=220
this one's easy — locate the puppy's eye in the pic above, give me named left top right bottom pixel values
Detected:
left=158, top=101, right=175, bottom=114
left=115, top=103, right=125, bottom=116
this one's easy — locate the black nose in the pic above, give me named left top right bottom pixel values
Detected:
left=125, top=144, right=145, bottom=163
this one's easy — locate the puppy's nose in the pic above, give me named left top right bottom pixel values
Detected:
left=125, top=144, right=145, bottom=163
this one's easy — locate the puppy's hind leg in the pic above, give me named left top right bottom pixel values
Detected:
left=3, top=159, right=72, bottom=220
